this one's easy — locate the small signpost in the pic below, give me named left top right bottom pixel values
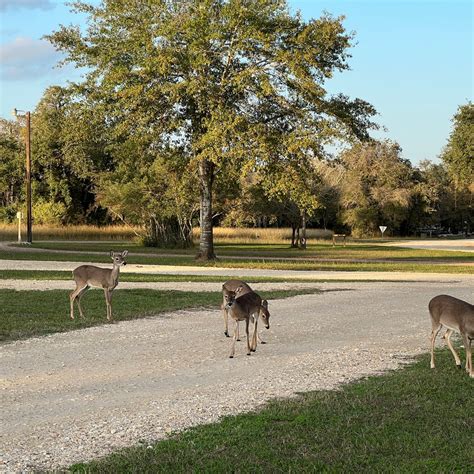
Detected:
left=379, top=225, right=387, bottom=239
left=17, top=211, right=23, bottom=243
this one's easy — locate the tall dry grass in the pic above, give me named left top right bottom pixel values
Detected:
left=0, top=224, right=142, bottom=241
left=0, top=224, right=333, bottom=244
left=196, top=227, right=333, bottom=244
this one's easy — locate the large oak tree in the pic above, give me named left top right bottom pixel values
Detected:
left=48, top=0, right=377, bottom=259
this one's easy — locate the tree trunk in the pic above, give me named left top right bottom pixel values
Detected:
left=291, top=226, right=300, bottom=248
left=300, top=211, right=307, bottom=249
left=196, top=158, right=216, bottom=260
left=291, top=225, right=298, bottom=248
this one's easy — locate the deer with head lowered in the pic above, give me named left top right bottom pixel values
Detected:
left=225, top=289, right=270, bottom=358
left=70, top=250, right=128, bottom=321
left=429, top=294, right=474, bottom=378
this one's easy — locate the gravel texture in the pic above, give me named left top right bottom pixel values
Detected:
left=1, top=279, right=473, bottom=472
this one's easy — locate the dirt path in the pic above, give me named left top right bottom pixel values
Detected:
left=1, top=279, right=472, bottom=472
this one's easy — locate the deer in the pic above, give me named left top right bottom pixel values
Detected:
left=222, top=279, right=253, bottom=337
left=222, top=279, right=270, bottom=345
left=225, top=290, right=270, bottom=358
left=70, top=250, right=128, bottom=322
left=429, top=294, right=474, bottom=378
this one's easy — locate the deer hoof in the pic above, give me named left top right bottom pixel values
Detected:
left=224, top=331, right=229, bottom=337
left=457, top=364, right=462, bottom=369
left=229, top=355, right=234, bottom=359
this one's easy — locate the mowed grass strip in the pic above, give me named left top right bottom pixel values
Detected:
left=69, top=351, right=473, bottom=473
left=0, top=249, right=472, bottom=274
left=0, top=270, right=414, bottom=284
left=0, top=270, right=320, bottom=283
left=20, top=240, right=474, bottom=261
left=0, top=288, right=318, bottom=342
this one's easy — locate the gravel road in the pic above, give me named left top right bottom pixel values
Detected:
left=1, top=279, right=473, bottom=472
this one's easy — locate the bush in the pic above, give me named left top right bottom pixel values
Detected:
left=33, top=199, right=67, bottom=225
left=0, top=205, right=18, bottom=223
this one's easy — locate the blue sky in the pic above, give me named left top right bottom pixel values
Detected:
left=0, top=0, right=472, bottom=165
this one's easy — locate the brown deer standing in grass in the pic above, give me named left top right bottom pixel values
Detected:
left=429, top=294, right=474, bottom=378
left=225, top=290, right=270, bottom=358
left=70, top=250, right=128, bottom=321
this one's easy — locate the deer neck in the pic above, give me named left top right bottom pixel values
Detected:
left=110, top=263, right=121, bottom=285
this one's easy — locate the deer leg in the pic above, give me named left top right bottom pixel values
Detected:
left=251, top=313, right=259, bottom=352
left=104, top=289, right=113, bottom=321
left=461, top=334, right=473, bottom=377
left=229, top=320, right=238, bottom=358
left=222, top=302, right=230, bottom=337
left=252, top=313, right=265, bottom=345
left=70, top=290, right=77, bottom=320
left=236, top=321, right=241, bottom=341
left=70, top=285, right=86, bottom=320
left=444, top=329, right=461, bottom=368
left=246, top=318, right=251, bottom=355
left=430, top=323, right=442, bottom=369
left=76, top=286, right=89, bottom=319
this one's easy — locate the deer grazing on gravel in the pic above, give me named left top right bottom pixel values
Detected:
left=70, top=250, right=128, bottom=321
left=225, top=289, right=270, bottom=358
left=429, top=294, right=474, bottom=378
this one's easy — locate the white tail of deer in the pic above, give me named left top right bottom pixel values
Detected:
left=70, top=250, right=128, bottom=321
left=225, top=290, right=270, bottom=358
left=429, top=294, right=474, bottom=378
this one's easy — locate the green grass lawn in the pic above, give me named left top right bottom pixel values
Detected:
left=69, top=350, right=473, bottom=473
left=0, top=288, right=319, bottom=342
left=19, top=240, right=474, bottom=261
left=1, top=241, right=472, bottom=274
left=0, top=270, right=361, bottom=283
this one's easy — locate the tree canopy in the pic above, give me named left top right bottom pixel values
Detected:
left=47, top=0, right=378, bottom=258
left=441, top=102, right=474, bottom=187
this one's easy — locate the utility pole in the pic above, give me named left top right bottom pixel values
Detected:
left=13, top=109, right=32, bottom=244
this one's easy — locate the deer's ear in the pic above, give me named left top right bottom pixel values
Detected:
left=109, top=250, right=114, bottom=257
left=122, top=250, right=129, bottom=257
left=262, top=300, right=268, bottom=309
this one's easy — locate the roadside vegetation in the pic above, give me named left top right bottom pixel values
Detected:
left=0, top=288, right=320, bottom=343
left=0, top=240, right=472, bottom=274
left=70, top=350, right=473, bottom=473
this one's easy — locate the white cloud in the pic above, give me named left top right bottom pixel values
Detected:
left=0, top=37, right=61, bottom=80
left=0, top=0, right=55, bottom=11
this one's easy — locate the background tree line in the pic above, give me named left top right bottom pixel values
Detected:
left=1, top=1, right=472, bottom=255
left=2, top=92, right=471, bottom=239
